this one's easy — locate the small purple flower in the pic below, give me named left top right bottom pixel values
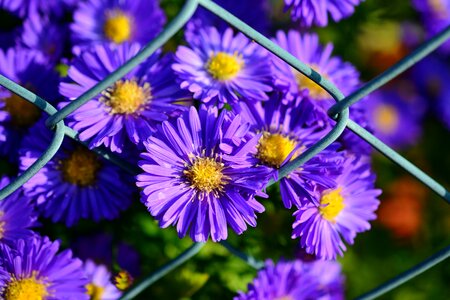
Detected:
left=0, top=47, right=59, bottom=161
left=187, top=0, right=270, bottom=36
left=284, top=0, right=363, bottom=27
left=292, top=156, right=381, bottom=260
left=71, top=0, right=165, bottom=51
left=365, top=87, right=426, bottom=149
left=236, top=93, right=345, bottom=209
left=84, top=259, right=122, bottom=300
left=234, top=259, right=344, bottom=300
left=21, top=13, right=68, bottom=64
left=0, top=236, right=88, bottom=299
left=0, top=0, right=77, bottom=18
left=173, top=26, right=273, bottom=107
left=412, top=0, right=450, bottom=53
left=60, top=42, right=190, bottom=153
left=136, top=106, right=270, bottom=242
left=272, top=30, right=371, bottom=154
left=19, top=120, right=135, bottom=226
left=0, top=176, right=38, bottom=247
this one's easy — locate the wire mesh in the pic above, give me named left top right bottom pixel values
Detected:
left=0, top=0, right=449, bottom=299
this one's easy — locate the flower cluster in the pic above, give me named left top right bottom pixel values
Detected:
left=0, top=0, right=402, bottom=297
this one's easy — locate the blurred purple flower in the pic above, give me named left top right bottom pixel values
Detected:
left=0, top=176, right=38, bottom=247
left=0, top=236, right=88, bottom=299
left=235, top=259, right=344, bottom=299
left=84, top=259, right=122, bottom=300
left=292, top=156, right=381, bottom=260
left=173, top=26, right=273, bottom=107
left=284, top=0, right=363, bottom=27
left=60, top=42, right=190, bottom=153
left=0, top=0, right=77, bottom=18
left=71, top=0, right=165, bottom=51
left=19, top=120, right=135, bottom=226
left=137, top=106, right=270, bottom=242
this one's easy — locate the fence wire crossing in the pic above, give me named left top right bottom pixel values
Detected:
left=0, top=0, right=449, bottom=299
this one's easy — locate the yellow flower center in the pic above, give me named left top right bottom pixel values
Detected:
left=4, top=93, right=41, bottom=128
left=5, top=276, right=48, bottom=300
left=103, top=11, right=132, bottom=44
left=207, top=52, right=243, bottom=81
left=320, top=188, right=345, bottom=222
left=257, top=132, right=297, bottom=168
left=184, top=157, right=228, bottom=194
left=101, top=79, right=151, bottom=115
left=293, top=64, right=329, bottom=100
left=114, top=270, right=133, bottom=291
left=374, top=104, right=399, bottom=134
left=61, top=147, right=101, bottom=186
left=86, top=283, right=104, bottom=300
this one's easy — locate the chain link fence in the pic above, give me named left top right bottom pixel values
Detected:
left=0, top=0, right=449, bottom=299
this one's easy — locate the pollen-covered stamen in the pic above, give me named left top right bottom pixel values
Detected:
left=101, top=79, right=151, bottom=115
left=184, top=157, right=228, bottom=194
left=0, top=211, right=5, bottom=239
left=207, top=51, right=243, bottom=81
left=4, top=93, right=41, bottom=128
left=86, top=283, right=104, bottom=300
left=61, top=147, right=101, bottom=186
left=114, top=270, right=133, bottom=291
left=293, top=64, right=330, bottom=100
left=374, top=104, right=399, bottom=133
left=103, top=10, right=132, bottom=44
left=257, top=132, right=297, bottom=168
left=320, top=188, right=345, bottom=222
left=5, top=275, right=48, bottom=300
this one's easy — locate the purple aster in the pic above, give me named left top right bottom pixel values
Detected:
left=412, top=0, right=450, bottom=53
left=364, top=87, right=426, bottom=149
left=71, top=0, right=165, bottom=51
left=19, top=120, right=135, bottom=226
left=0, top=0, right=77, bottom=18
left=284, top=0, right=363, bottom=27
left=84, top=259, right=122, bottom=300
left=411, top=55, right=450, bottom=130
left=173, top=26, right=273, bottom=107
left=187, top=0, right=270, bottom=36
left=0, top=47, right=59, bottom=161
left=21, top=13, right=68, bottom=64
left=0, top=236, right=88, bottom=299
left=60, top=42, right=190, bottom=153
left=236, top=93, right=345, bottom=209
left=0, top=176, right=38, bottom=247
left=234, top=259, right=344, bottom=300
left=136, top=105, right=271, bottom=242
left=272, top=30, right=371, bottom=154
left=292, top=156, right=381, bottom=260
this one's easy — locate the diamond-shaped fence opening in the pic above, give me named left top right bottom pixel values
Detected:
left=0, top=0, right=449, bottom=299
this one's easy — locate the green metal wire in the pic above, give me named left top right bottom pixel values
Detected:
left=0, top=0, right=449, bottom=298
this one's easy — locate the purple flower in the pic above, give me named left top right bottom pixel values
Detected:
left=60, top=42, right=190, bottom=153
left=365, top=87, right=426, bottom=149
left=236, top=93, right=345, bottom=209
left=284, top=0, right=363, bottom=27
left=292, top=156, right=381, bottom=260
left=0, top=47, right=59, bottom=161
left=84, top=259, right=122, bottom=300
left=411, top=55, right=450, bottom=130
left=234, top=259, right=344, bottom=300
left=21, top=13, right=68, bottom=64
left=136, top=106, right=270, bottom=242
left=71, top=0, right=165, bottom=51
left=412, top=0, right=450, bottom=53
left=19, top=120, right=135, bottom=226
left=0, top=0, right=77, bottom=18
left=272, top=30, right=371, bottom=154
left=0, top=236, right=88, bottom=299
left=0, top=176, right=38, bottom=247
left=187, top=0, right=270, bottom=36
left=173, top=26, right=273, bottom=107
